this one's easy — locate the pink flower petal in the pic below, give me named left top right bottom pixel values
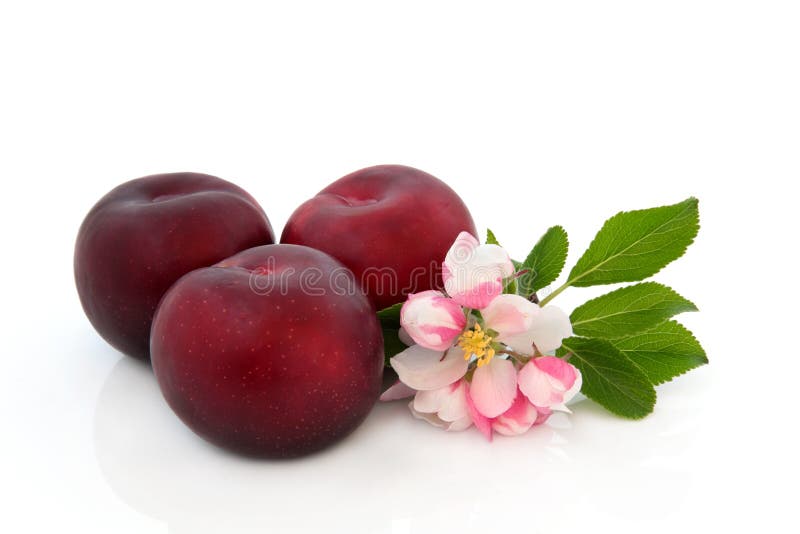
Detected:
left=482, top=294, right=533, bottom=336
left=484, top=299, right=572, bottom=355
left=390, top=345, right=468, bottom=391
left=535, top=355, right=578, bottom=390
left=492, top=390, right=540, bottom=436
left=469, top=357, right=517, bottom=418
left=379, top=380, right=416, bottom=401
left=449, top=279, right=505, bottom=309
left=400, top=290, right=466, bottom=351
left=518, top=356, right=582, bottom=409
left=465, top=383, right=493, bottom=441
left=442, top=232, right=514, bottom=309
left=518, top=358, right=561, bottom=407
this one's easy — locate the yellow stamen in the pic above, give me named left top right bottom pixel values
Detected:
left=458, top=324, right=496, bottom=367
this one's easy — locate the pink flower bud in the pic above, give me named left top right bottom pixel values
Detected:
left=442, top=232, right=514, bottom=309
left=518, top=356, right=582, bottom=411
left=400, top=290, right=466, bottom=351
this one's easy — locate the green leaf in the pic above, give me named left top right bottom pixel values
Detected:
left=566, top=197, right=699, bottom=287
left=519, top=225, right=568, bottom=295
left=570, top=282, right=697, bottom=339
left=485, top=228, right=519, bottom=294
left=486, top=228, right=500, bottom=246
left=612, top=320, right=708, bottom=385
left=559, top=337, right=656, bottom=419
left=376, top=302, right=403, bottom=324
left=377, top=302, right=405, bottom=366
left=381, top=327, right=407, bottom=366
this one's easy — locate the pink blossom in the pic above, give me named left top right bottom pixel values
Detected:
left=442, top=232, right=514, bottom=309
left=400, top=290, right=466, bottom=351
left=465, top=382, right=493, bottom=440
left=518, top=356, right=582, bottom=412
left=492, top=389, right=541, bottom=436
left=482, top=294, right=572, bottom=354
left=469, top=357, right=517, bottom=418
left=383, top=232, right=580, bottom=439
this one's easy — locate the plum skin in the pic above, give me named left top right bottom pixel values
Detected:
left=150, top=244, right=384, bottom=458
left=280, top=164, right=477, bottom=310
left=74, top=172, right=274, bottom=360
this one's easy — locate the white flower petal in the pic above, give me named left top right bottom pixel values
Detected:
left=447, top=415, right=473, bottom=431
left=390, top=345, right=468, bottom=391
left=562, top=366, right=583, bottom=404
left=437, top=381, right=469, bottom=422
left=529, top=305, right=572, bottom=353
left=413, top=387, right=450, bottom=413
left=409, top=401, right=447, bottom=428
left=409, top=399, right=472, bottom=431
left=379, top=380, right=417, bottom=401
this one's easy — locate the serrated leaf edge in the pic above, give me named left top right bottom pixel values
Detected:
left=567, top=197, right=700, bottom=287
left=569, top=281, right=698, bottom=337
left=612, top=320, right=708, bottom=386
left=522, top=225, right=569, bottom=293
left=562, top=338, right=656, bottom=420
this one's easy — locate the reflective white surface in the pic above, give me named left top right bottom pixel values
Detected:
left=91, top=357, right=712, bottom=534
left=2, top=1, right=798, bottom=532
left=6, top=299, right=794, bottom=533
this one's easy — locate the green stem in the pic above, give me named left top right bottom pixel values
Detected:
left=539, top=281, right=570, bottom=306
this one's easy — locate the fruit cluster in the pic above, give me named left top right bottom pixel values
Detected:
left=75, top=165, right=476, bottom=458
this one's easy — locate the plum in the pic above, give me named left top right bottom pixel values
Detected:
left=281, top=164, right=477, bottom=309
left=150, top=244, right=384, bottom=458
left=75, top=172, right=274, bottom=359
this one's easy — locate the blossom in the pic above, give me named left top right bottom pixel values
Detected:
left=383, top=231, right=581, bottom=439
left=492, top=389, right=546, bottom=437
left=518, top=355, right=582, bottom=412
left=481, top=294, right=573, bottom=354
left=390, top=345, right=469, bottom=391
left=468, top=357, right=517, bottom=418
left=409, top=380, right=472, bottom=431
left=442, top=231, right=515, bottom=308
left=400, top=290, right=466, bottom=351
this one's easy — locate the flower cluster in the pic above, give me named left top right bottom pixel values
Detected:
left=381, top=232, right=581, bottom=440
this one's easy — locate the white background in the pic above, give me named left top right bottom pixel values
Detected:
left=2, top=1, right=798, bottom=533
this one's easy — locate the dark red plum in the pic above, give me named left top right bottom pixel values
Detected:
left=280, top=164, right=477, bottom=309
left=75, top=172, right=274, bottom=360
left=150, top=244, right=384, bottom=458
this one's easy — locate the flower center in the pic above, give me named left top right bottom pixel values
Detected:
left=458, top=324, right=496, bottom=367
